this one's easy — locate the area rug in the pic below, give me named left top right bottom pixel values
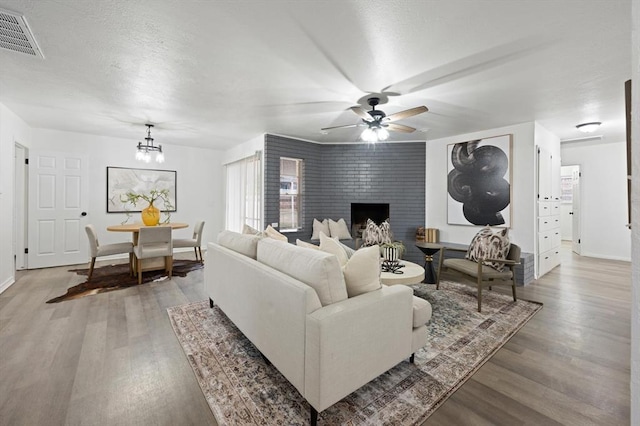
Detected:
left=46, top=259, right=204, bottom=303
left=168, top=281, right=542, bottom=425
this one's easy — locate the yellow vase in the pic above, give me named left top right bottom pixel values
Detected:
left=141, top=202, right=160, bottom=226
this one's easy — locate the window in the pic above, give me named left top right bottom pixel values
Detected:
left=279, top=157, right=303, bottom=231
left=225, top=151, right=262, bottom=232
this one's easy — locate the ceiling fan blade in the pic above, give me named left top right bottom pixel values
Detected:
left=385, top=106, right=428, bottom=122
left=321, top=123, right=360, bottom=131
left=386, top=123, right=416, bottom=133
left=350, top=106, right=374, bottom=121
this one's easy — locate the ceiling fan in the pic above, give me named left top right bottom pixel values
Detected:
left=321, top=97, right=428, bottom=142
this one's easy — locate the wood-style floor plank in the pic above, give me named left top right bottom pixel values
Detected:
left=0, top=247, right=631, bottom=425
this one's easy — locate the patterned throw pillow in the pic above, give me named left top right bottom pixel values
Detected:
left=466, top=226, right=510, bottom=271
left=363, top=219, right=381, bottom=246
left=363, top=219, right=394, bottom=246
left=378, top=220, right=393, bottom=244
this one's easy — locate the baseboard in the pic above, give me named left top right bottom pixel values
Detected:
left=579, top=252, right=631, bottom=262
left=0, top=276, right=15, bottom=294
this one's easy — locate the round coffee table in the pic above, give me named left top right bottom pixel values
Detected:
left=380, top=260, right=425, bottom=286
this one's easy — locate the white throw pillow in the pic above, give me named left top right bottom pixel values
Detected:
left=338, top=241, right=356, bottom=259
left=328, top=218, right=352, bottom=240
left=319, top=232, right=349, bottom=267
left=242, top=223, right=262, bottom=236
left=264, top=225, right=288, bottom=242
left=310, top=218, right=330, bottom=240
left=296, top=239, right=320, bottom=250
left=342, top=245, right=382, bottom=297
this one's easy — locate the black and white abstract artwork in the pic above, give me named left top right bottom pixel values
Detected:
left=447, top=134, right=512, bottom=227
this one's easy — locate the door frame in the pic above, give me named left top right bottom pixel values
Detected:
left=14, top=143, right=28, bottom=270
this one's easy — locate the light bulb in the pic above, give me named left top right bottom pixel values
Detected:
left=361, top=128, right=377, bottom=142
left=377, top=128, right=389, bottom=140
left=136, top=150, right=145, bottom=161
left=156, top=152, right=165, bottom=163
left=144, top=152, right=151, bottom=163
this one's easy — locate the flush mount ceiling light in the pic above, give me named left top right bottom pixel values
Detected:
left=135, top=124, right=164, bottom=163
left=576, top=122, right=602, bottom=133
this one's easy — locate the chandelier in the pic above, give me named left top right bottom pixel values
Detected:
left=135, top=124, right=165, bottom=163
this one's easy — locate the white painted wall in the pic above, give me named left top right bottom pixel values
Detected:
left=425, top=122, right=537, bottom=253
left=0, top=103, right=32, bottom=293
left=561, top=140, right=631, bottom=261
left=630, top=0, right=639, bottom=421
left=222, top=134, right=264, bottom=165
left=30, top=128, right=225, bottom=263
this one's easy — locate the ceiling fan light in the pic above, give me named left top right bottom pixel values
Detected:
left=576, top=122, right=601, bottom=133
left=377, top=127, right=389, bottom=140
left=361, top=127, right=377, bottom=142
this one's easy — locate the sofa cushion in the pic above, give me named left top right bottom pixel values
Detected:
left=311, top=218, right=330, bottom=240
left=264, top=225, right=288, bottom=242
left=218, top=230, right=261, bottom=259
left=328, top=218, right=352, bottom=240
left=257, top=238, right=348, bottom=306
left=319, top=232, right=349, bottom=267
left=412, top=296, right=432, bottom=327
left=342, top=245, right=381, bottom=297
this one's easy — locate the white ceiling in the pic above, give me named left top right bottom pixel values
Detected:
left=0, top=0, right=631, bottom=150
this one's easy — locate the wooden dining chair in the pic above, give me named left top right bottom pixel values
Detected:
left=172, top=221, right=205, bottom=263
left=133, top=226, right=173, bottom=285
left=85, top=225, right=134, bottom=281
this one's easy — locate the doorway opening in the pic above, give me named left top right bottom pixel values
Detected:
left=560, top=164, right=581, bottom=255
left=14, top=143, right=28, bottom=270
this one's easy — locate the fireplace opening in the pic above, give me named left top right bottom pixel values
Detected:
left=351, top=203, right=390, bottom=239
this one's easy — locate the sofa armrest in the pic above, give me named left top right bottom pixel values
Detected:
left=304, top=284, right=414, bottom=412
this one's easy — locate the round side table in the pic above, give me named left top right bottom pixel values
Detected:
left=415, top=242, right=443, bottom=284
left=380, top=261, right=425, bottom=286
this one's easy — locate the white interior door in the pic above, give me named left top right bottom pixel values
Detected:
left=28, top=151, right=89, bottom=269
left=571, top=166, right=581, bottom=255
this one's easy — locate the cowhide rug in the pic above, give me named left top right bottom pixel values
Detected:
left=46, top=259, right=203, bottom=303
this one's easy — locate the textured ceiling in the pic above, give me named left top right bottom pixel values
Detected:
left=0, top=0, right=631, bottom=150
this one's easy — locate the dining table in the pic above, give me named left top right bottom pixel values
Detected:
left=107, top=222, right=189, bottom=273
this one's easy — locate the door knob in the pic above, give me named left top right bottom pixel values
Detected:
left=81, top=212, right=87, bottom=216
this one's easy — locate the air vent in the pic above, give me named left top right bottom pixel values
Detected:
left=0, top=8, right=44, bottom=58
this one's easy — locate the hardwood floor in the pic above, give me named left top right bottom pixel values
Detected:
left=0, top=247, right=631, bottom=425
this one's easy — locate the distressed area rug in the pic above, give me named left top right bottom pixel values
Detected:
left=47, top=259, right=203, bottom=303
left=168, top=281, right=542, bottom=425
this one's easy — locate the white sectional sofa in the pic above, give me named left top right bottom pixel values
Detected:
left=204, top=231, right=432, bottom=425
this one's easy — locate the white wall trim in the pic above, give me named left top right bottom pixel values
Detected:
left=0, top=276, right=15, bottom=294
left=579, top=252, right=632, bottom=262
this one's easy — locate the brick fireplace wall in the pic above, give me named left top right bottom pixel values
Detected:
left=264, top=134, right=426, bottom=264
